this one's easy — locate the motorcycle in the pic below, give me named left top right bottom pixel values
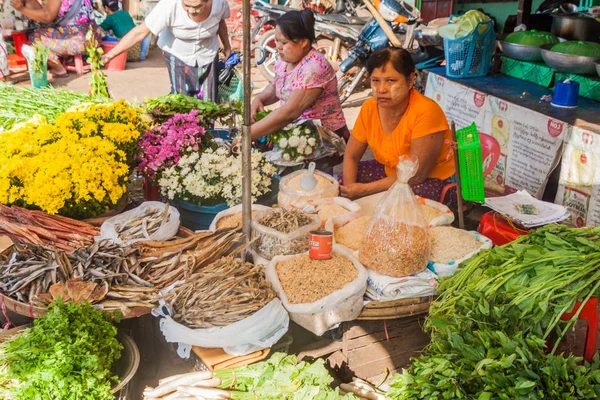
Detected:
left=251, top=0, right=367, bottom=81
left=337, top=0, right=445, bottom=104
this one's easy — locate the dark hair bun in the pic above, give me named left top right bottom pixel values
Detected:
left=276, top=9, right=316, bottom=44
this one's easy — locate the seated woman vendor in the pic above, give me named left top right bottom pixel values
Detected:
left=10, top=0, right=100, bottom=77
left=233, top=9, right=348, bottom=170
left=340, top=48, right=455, bottom=203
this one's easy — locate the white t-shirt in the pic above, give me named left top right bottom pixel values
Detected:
left=145, top=0, right=230, bottom=67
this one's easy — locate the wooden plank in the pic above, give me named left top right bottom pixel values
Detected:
left=297, top=339, right=343, bottom=362
left=347, top=323, right=429, bottom=366
left=358, top=302, right=432, bottom=319
left=346, top=321, right=429, bottom=352
left=344, top=316, right=424, bottom=340
left=362, top=296, right=434, bottom=310
left=351, top=349, right=422, bottom=380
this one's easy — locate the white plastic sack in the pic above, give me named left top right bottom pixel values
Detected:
left=300, top=197, right=361, bottom=229
left=265, top=245, right=368, bottom=336
left=418, top=197, right=455, bottom=227
left=278, top=169, right=339, bottom=210
left=209, top=203, right=271, bottom=232
left=97, top=201, right=180, bottom=246
left=251, top=210, right=320, bottom=260
left=366, top=268, right=438, bottom=301
left=427, top=231, right=492, bottom=277
left=154, top=299, right=289, bottom=357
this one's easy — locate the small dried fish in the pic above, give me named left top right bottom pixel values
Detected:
left=258, top=208, right=313, bottom=234
left=163, top=256, right=276, bottom=329
left=115, top=204, right=170, bottom=242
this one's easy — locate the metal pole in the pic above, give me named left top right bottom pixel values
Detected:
left=241, top=0, right=253, bottom=244
left=451, top=121, right=465, bottom=230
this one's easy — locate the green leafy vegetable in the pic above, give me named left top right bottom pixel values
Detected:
left=31, top=44, right=49, bottom=73
left=144, top=94, right=240, bottom=127
left=389, top=225, right=600, bottom=399
left=0, top=301, right=123, bottom=400
left=0, top=83, right=108, bottom=131
left=215, top=352, right=359, bottom=400
left=86, top=30, right=110, bottom=98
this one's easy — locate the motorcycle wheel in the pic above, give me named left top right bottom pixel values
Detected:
left=256, top=30, right=278, bottom=82
left=314, top=38, right=349, bottom=72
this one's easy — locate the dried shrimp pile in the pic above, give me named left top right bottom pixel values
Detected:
left=275, top=254, right=357, bottom=304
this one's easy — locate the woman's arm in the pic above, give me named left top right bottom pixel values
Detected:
left=341, top=137, right=397, bottom=199
left=102, top=23, right=151, bottom=63
left=217, top=19, right=232, bottom=59
left=10, top=0, right=60, bottom=23
left=408, top=131, right=444, bottom=184
left=250, top=87, right=322, bottom=140
left=250, top=83, right=277, bottom=122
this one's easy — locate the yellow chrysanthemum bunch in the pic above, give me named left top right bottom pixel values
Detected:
left=0, top=101, right=145, bottom=219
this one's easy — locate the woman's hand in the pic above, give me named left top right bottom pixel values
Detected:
left=250, top=98, right=264, bottom=123
left=10, top=0, right=25, bottom=11
left=231, top=136, right=241, bottom=154
left=101, top=53, right=113, bottom=65
left=340, top=183, right=368, bottom=199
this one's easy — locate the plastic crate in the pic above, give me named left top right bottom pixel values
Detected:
left=443, top=17, right=496, bottom=78
left=457, top=123, right=484, bottom=202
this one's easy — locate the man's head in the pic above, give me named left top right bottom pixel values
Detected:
left=102, top=0, right=119, bottom=13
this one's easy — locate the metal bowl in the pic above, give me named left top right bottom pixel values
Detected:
left=539, top=44, right=600, bottom=75
left=497, top=41, right=544, bottom=62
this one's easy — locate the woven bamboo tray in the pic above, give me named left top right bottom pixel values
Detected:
left=357, top=296, right=436, bottom=320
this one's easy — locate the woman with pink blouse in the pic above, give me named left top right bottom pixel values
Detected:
left=233, top=9, right=348, bottom=172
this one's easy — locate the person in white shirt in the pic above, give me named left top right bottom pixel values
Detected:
left=101, top=0, right=231, bottom=100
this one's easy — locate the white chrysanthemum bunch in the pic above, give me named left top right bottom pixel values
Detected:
left=271, top=123, right=321, bottom=163
left=159, top=146, right=276, bottom=206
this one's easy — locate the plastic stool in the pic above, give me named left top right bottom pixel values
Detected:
left=63, top=55, right=90, bottom=75
left=560, top=297, right=598, bottom=363
left=11, top=32, right=28, bottom=57
left=477, top=211, right=530, bottom=246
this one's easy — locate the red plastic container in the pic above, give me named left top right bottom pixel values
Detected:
left=101, top=41, right=128, bottom=71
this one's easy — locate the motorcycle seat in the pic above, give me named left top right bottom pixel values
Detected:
left=315, top=13, right=369, bottom=25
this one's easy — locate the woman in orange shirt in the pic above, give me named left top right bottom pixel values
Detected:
left=340, top=48, right=455, bottom=203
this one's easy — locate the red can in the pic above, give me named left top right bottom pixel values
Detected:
left=309, top=230, right=333, bottom=260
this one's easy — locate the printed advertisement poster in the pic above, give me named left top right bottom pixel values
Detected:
left=426, top=73, right=566, bottom=199
left=555, top=127, right=600, bottom=227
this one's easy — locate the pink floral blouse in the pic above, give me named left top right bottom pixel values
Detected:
left=273, top=49, right=346, bottom=132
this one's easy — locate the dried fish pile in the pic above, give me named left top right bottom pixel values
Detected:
left=0, top=205, right=99, bottom=251
left=164, top=256, right=276, bottom=328
left=115, top=204, right=171, bottom=242
left=0, top=229, right=243, bottom=315
left=258, top=209, right=313, bottom=233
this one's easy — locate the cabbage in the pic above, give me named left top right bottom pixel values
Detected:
left=439, top=10, right=492, bottom=40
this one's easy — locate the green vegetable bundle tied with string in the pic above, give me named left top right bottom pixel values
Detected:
left=0, top=301, right=122, bottom=400
left=31, top=43, right=48, bottom=73
left=389, top=225, right=600, bottom=399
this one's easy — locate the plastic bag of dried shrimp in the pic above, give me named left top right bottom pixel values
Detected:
left=209, top=204, right=271, bottom=232
left=277, top=169, right=339, bottom=210
left=251, top=209, right=321, bottom=260
left=359, top=156, right=430, bottom=278
left=265, top=245, right=368, bottom=336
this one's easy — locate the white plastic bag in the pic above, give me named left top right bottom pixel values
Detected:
left=300, top=197, right=361, bottom=229
left=359, top=156, right=430, bottom=278
left=209, top=203, right=271, bottom=232
left=366, top=268, right=438, bottom=301
left=97, top=201, right=180, bottom=246
left=154, top=299, right=289, bottom=357
left=427, top=231, right=492, bottom=277
left=278, top=169, right=339, bottom=210
left=251, top=209, right=320, bottom=260
left=265, top=245, right=367, bottom=336
left=417, top=197, right=455, bottom=227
